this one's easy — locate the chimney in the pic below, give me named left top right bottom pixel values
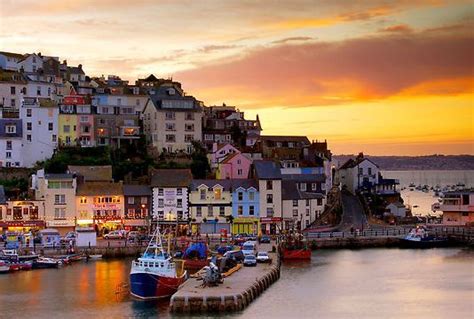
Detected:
left=38, top=52, right=42, bottom=57
left=78, top=64, right=82, bottom=70
left=63, top=60, right=67, bottom=66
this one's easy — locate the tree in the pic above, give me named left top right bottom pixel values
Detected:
left=190, top=141, right=210, bottom=179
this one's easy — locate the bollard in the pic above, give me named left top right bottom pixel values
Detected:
left=108, top=241, right=111, bottom=248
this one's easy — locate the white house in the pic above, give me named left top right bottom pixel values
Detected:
left=150, top=169, right=193, bottom=223
left=338, top=153, right=379, bottom=193
left=18, top=53, right=43, bottom=74
left=386, top=202, right=406, bottom=217
left=254, top=160, right=283, bottom=235
left=0, top=118, right=23, bottom=167
left=0, top=51, right=24, bottom=71
left=20, top=97, right=59, bottom=167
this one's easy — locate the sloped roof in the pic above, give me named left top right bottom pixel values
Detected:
left=281, top=180, right=323, bottom=200
left=150, top=169, right=193, bottom=187
left=0, top=51, right=24, bottom=59
left=231, top=179, right=258, bottom=190
left=254, top=160, right=282, bottom=179
left=77, top=181, right=123, bottom=196
left=45, top=173, right=74, bottom=180
left=123, top=184, right=152, bottom=196
left=191, top=179, right=258, bottom=191
left=282, top=174, right=326, bottom=183
left=221, top=152, right=251, bottom=164
left=339, top=157, right=379, bottom=169
left=68, top=165, right=113, bottom=182
left=260, top=135, right=310, bottom=144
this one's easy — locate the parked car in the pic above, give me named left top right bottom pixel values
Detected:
left=223, top=250, right=245, bottom=263
left=60, top=232, right=77, bottom=245
left=243, top=255, right=257, bottom=267
left=127, top=231, right=147, bottom=241
left=256, top=251, right=270, bottom=263
left=259, top=235, right=271, bottom=243
left=104, top=230, right=125, bottom=240
left=241, top=241, right=257, bottom=256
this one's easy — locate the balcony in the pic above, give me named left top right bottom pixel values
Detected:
left=115, top=126, right=140, bottom=139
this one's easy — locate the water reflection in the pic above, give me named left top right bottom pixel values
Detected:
left=0, top=249, right=473, bottom=318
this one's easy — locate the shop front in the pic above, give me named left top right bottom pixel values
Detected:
left=123, top=218, right=149, bottom=232
left=0, top=220, right=46, bottom=233
left=46, top=220, right=75, bottom=235
left=260, top=217, right=283, bottom=235
left=232, top=218, right=260, bottom=235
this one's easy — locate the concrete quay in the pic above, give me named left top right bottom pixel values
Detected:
left=170, top=246, right=280, bottom=314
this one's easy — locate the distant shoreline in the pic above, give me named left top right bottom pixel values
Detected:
left=334, top=155, right=474, bottom=171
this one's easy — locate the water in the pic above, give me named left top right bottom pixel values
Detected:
left=1, top=249, right=473, bottom=318
left=382, top=170, right=474, bottom=216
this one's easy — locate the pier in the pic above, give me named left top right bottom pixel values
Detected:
left=170, top=244, right=280, bottom=314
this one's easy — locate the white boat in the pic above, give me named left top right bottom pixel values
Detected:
left=88, top=254, right=103, bottom=260
left=0, top=261, right=10, bottom=273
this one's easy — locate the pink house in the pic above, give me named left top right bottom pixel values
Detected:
left=216, top=153, right=252, bottom=179
left=210, top=143, right=240, bottom=168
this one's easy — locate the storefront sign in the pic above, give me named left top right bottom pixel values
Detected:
left=0, top=220, right=46, bottom=228
left=260, top=217, right=283, bottom=223
left=124, top=219, right=147, bottom=226
left=47, top=220, right=75, bottom=227
left=164, top=190, right=176, bottom=207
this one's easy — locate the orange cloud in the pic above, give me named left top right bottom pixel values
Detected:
left=176, top=30, right=474, bottom=108
left=380, top=24, right=414, bottom=33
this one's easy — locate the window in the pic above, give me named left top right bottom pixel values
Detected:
left=185, top=123, right=194, bottom=131
left=306, top=199, right=310, bottom=206
left=266, top=180, right=273, bottom=190
left=312, top=183, right=317, bottom=191
left=237, top=159, right=241, bottom=164
left=64, top=125, right=70, bottom=133
left=26, top=122, right=32, bottom=131
left=306, top=208, right=310, bottom=216
left=207, top=207, right=214, bottom=217
left=219, top=206, right=225, bottom=216
left=185, top=134, right=194, bottom=142
left=249, top=192, right=255, bottom=201
left=54, top=208, right=66, bottom=219
left=6, top=125, right=16, bottom=134
left=185, top=112, right=194, bottom=120
left=128, top=197, right=135, bottom=204
left=200, top=189, right=206, bottom=200
left=196, top=206, right=202, bottom=217
left=317, top=198, right=323, bottom=206
left=165, top=123, right=175, bottom=131
left=300, top=183, right=307, bottom=191
left=177, top=188, right=182, bottom=196
left=80, top=197, right=87, bottom=204
left=6, top=152, right=11, bottom=159
left=177, top=198, right=182, bottom=208
left=165, top=134, right=176, bottom=143
left=11, top=99, right=15, bottom=107
left=266, top=207, right=274, bottom=217
left=238, top=192, right=243, bottom=201
left=238, top=206, right=243, bottom=215
left=158, top=199, right=164, bottom=208
left=6, top=141, right=12, bottom=150
left=165, top=112, right=175, bottom=120
left=249, top=205, right=255, bottom=215
left=55, top=194, right=66, bottom=204
left=368, top=168, right=372, bottom=175
left=237, top=169, right=243, bottom=176
left=158, top=188, right=164, bottom=196
left=214, top=188, right=222, bottom=200
left=306, top=220, right=309, bottom=227
left=36, top=86, right=41, bottom=96
left=26, top=134, right=32, bottom=142
left=10, top=86, right=15, bottom=94
left=322, top=183, right=326, bottom=191
left=266, top=194, right=273, bottom=204
left=26, top=109, right=32, bottom=117
left=359, top=168, right=363, bottom=175
left=293, top=209, right=298, bottom=217
left=80, top=116, right=88, bottom=123
left=293, top=200, right=298, bottom=207
left=141, top=197, right=148, bottom=204
left=52, top=135, right=57, bottom=142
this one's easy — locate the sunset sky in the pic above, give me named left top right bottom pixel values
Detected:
left=1, top=0, right=472, bottom=155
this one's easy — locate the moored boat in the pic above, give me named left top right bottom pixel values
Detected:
left=281, top=233, right=311, bottom=261
left=400, top=226, right=449, bottom=248
left=181, top=242, right=209, bottom=272
left=32, top=257, right=62, bottom=269
left=129, top=226, right=187, bottom=300
left=0, top=261, right=11, bottom=274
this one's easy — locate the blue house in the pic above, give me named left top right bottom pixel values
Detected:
left=231, top=179, right=260, bottom=235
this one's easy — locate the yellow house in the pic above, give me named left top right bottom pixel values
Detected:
left=58, top=114, right=78, bottom=147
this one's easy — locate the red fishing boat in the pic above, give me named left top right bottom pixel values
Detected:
left=281, top=233, right=311, bottom=260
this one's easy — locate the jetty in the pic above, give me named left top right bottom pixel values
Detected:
left=170, top=244, right=280, bottom=313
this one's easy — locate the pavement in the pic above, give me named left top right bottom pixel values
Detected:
left=337, top=192, right=368, bottom=231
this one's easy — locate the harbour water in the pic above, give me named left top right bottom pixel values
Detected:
left=0, top=248, right=473, bottom=318
left=382, top=170, right=474, bottom=216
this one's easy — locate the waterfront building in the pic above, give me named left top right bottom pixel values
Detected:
left=189, top=179, right=233, bottom=234
left=254, top=160, right=282, bottom=234
left=202, top=104, right=262, bottom=150
left=76, top=181, right=124, bottom=232
left=150, top=169, right=192, bottom=226
left=258, top=135, right=310, bottom=160
left=441, top=190, right=474, bottom=226
left=0, top=118, right=23, bottom=167
left=32, top=169, right=77, bottom=235
left=0, top=199, right=46, bottom=232
left=123, top=185, right=152, bottom=231
left=231, top=179, right=260, bottom=235
left=19, top=97, right=59, bottom=167
left=338, top=153, right=380, bottom=193
left=216, top=152, right=252, bottom=180
left=142, top=83, right=202, bottom=154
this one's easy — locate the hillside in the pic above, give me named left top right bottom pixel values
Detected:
left=334, top=155, right=474, bottom=170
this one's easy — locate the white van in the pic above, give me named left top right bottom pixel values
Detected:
left=241, top=241, right=257, bottom=256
